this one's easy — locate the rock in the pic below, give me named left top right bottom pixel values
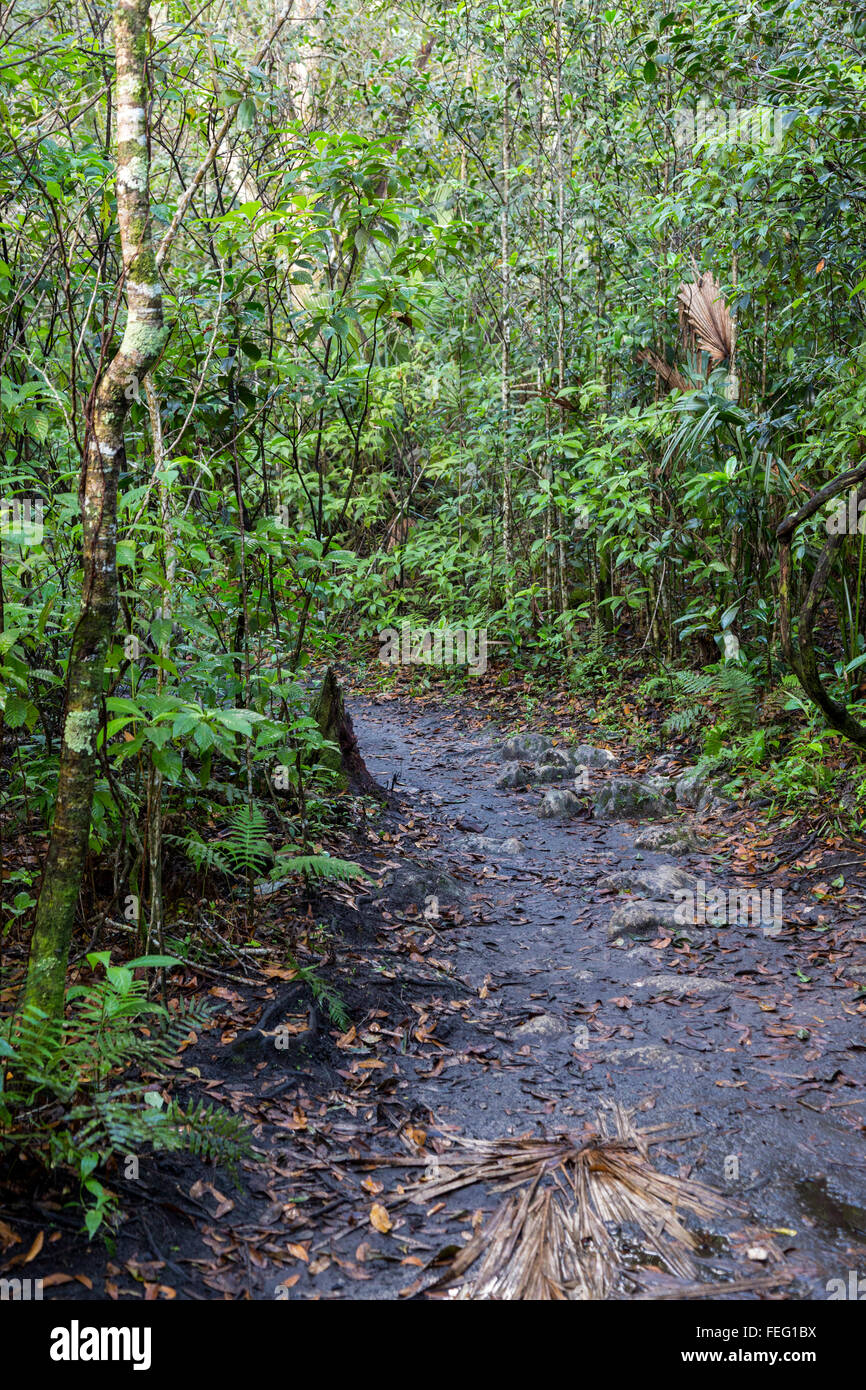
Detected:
left=495, top=761, right=532, bottom=789
left=534, top=761, right=573, bottom=783
left=694, top=787, right=732, bottom=817
left=573, top=744, right=617, bottom=769
left=463, top=834, right=524, bottom=857
left=675, top=767, right=707, bottom=807
left=513, top=1013, right=570, bottom=1040
left=538, top=746, right=574, bottom=767
left=633, top=824, right=703, bottom=854
left=601, top=864, right=696, bottom=897
left=538, top=788, right=582, bottom=819
left=593, top=776, right=675, bottom=820
left=502, top=732, right=551, bottom=761
left=383, top=861, right=468, bottom=908
left=500, top=837, right=524, bottom=855
left=606, top=898, right=701, bottom=941
left=632, top=973, right=729, bottom=996
left=674, top=768, right=732, bottom=817
left=598, top=1043, right=701, bottom=1070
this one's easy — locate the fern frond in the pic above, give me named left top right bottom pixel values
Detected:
left=272, top=851, right=368, bottom=883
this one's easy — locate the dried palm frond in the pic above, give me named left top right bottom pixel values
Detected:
left=409, top=1108, right=732, bottom=1300
left=636, top=348, right=690, bottom=393
left=677, top=270, right=733, bottom=365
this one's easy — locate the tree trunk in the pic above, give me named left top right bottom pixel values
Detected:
left=24, top=0, right=167, bottom=1016
left=312, top=667, right=385, bottom=797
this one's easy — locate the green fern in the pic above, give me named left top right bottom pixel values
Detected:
left=271, top=848, right=369, bottom=884
left=0, top=960, right=251, bottom=1238
left=169, top=803, right=273, bottom=879
left=663, top=706, right=702, bottom=735
left=669, top=663, right=757, bottom=729
left=287, top=959, right=351, bottom=1032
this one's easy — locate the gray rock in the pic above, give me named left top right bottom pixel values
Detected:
left=599, top=1043, right=703, bottom=1071
left=633, top=823, right=703, bottom=854
left=632, top=973, right=729, bottom=997
left=495, top=761, right=532, bottom=789
left=513, top=1013, right=570, bottom=1040
left=383, top=861, right=468, bottom=908
left=606, top=898, right=701, bottom=941
left=538, top=788, right=582, bottom=819
left=675, top=769, right=732, bottom=817
left=502, top=732, right=551, bottom=761
left=601, top=864, right=696, bottom=897
left=674, top=767, right=707, bottom=807
left=463, top=833, right=524, bottom=857
left=500, top=837, right=524, bottom=855
left=694, top=787, right=732, bottom=817
left=594, top=776, right=676, bottom=821
left=534, top=761, right=573, bottom=783
left=573, top=744, right=617, bottom=769
left=538, top=746, right=576, bottom=768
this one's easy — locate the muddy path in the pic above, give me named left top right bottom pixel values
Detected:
left=14, top=691, right=866, bottom=1301
left=337, top=692, right=866, bottom=1297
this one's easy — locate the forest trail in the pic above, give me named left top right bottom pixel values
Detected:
left=315, top=693, right=866, bottom=1300
left=15, top=690, right=866, bottom=1303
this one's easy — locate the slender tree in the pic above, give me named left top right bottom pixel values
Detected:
left=24, top=0, right=167, bottom=1016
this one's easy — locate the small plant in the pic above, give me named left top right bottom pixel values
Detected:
left=0, top=953, right=251, bottom=1237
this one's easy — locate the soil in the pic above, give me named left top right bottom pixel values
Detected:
left=6, top=690, right=866, bottom=1301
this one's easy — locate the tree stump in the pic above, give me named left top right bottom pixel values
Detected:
left=311, top=666, right=386, bottom=797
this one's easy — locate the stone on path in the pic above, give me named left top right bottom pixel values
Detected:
left=495, top=761, right=532, bottom=789
left=633, top=823, right=703, bottom=854
left=601, top=864, right=696, bottom=896
left=538, top=788, right=582, bottom=819
left=594, top=776, right=676, bottom=820
left=502, top=732, right=551, bottom=761
left=607, top=898, right=701, bottom=941
left=632, top=973, right=729, bottom=996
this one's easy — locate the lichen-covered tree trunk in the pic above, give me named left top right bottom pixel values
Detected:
left=24, top=0, right=166, bottom=1016
left=312, top=667, right=385, bottom=798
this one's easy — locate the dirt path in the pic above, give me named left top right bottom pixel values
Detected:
left=335, top=693, right=866, bottom=1297
left=17, top=692, right=866, bottom=1301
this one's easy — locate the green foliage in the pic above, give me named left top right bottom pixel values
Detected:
left=665, top=664, right=759, bottom=734
left=0, top=956, right=251, bottom=1237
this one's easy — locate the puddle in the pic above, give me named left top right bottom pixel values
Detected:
left=796, top=1176, right=866, bottom=1238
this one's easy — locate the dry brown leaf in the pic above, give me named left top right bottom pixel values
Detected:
left=370, top=1203, right=392, bottom=1234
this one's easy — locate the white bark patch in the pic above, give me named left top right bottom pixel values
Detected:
left=98, top=441, right=119, bottom=457
left=118, top=157, right=148, bottom=192
left=118, top=107, right=146, bottom=139
left=64, top=709, right=98, bottom=755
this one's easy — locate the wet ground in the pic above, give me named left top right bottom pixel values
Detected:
left=12, top=691, right=866, bottom=1300
left=337, top=693, right=866, bottom=1297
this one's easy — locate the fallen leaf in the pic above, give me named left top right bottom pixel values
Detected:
left=370, top=1203, right=392, bottom=1234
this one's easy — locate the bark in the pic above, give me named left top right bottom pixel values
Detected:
left=776, top=454, right=866, bottom=748
left=312, top=667, right=385, bottom=798
left=24, top=0, right=167, bottom=1016
left=500, top=75, right=513, bottom=593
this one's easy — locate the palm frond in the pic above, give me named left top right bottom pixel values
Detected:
left=411, top=1109, right=731, bottom=1300
left=678, top=271, right=733, bottom=365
